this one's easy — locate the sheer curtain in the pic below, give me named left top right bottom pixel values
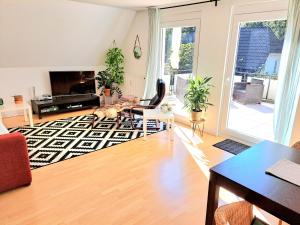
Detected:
left=143, top=7, right=162, bottom=100
left=274, top=0, right=300, bottom=145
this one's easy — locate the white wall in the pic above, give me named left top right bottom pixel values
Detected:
left=0, top=0, right=135, bottom=67
left=122, top=11, right=149, bottom=97
left=122, top=0, right=290, bottom=135
left=0, top=0, right=135, bottom=112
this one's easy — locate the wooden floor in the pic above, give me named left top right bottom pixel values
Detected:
left=0, top=110, right=281, bottom=225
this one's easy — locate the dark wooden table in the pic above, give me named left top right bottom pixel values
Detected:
left=205, top=141, right=300, bottom=225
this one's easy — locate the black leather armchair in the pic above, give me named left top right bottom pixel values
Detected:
left=123, top=79, right=166, bottom=127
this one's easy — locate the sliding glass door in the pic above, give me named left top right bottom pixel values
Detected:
left=161, top=20, right=200, bottom=119
left=221, top=11, right=287, bottom=143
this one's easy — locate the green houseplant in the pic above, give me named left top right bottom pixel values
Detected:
left=184, top=76, right=213, bottom=121
left=96, top=42, right=125, bottom=97
left=105, top=44, right=125, bottom=85
left=95, top=70, right=113, bottom=96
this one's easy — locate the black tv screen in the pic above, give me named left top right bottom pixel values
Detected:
left=49, top=71, right=96, bottom=96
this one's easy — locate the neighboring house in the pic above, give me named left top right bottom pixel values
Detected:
left=235, top=27, right=284, bottom=76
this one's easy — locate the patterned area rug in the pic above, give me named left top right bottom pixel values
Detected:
left=9, top=115, right=165, bottom=169
left=213, top=139, right=250, bottom=155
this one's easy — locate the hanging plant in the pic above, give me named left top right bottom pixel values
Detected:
left=105, top=41, right=125, bottom=85
left=133, top=35, right=142, bottom=59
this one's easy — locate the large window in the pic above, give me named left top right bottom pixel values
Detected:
left=162, top=26, right=197, bottom=105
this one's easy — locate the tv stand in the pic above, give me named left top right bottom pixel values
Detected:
left=31, top=94, right=100, bottom=119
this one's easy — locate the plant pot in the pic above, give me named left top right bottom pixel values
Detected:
left=191, top=111, right=202, bottom=121
left=104, top=88, right=111, bottom=97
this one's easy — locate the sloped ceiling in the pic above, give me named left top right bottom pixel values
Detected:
left=72, top=0, right=199, bottom=10
left=0, top=0, right=136, bottom=67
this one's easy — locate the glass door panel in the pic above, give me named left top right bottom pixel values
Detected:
left=161, top=25, right=197, bottom=117
left=227, top=20, right=287, bottom=141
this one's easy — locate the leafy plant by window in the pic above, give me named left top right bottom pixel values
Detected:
left=184, top=76, right=213, bottom=112
left=105, top=46, right=125, bottom=85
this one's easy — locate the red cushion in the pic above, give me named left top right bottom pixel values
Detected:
left=0, top=132, right=32, bottom=193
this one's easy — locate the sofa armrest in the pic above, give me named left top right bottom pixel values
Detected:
left=0, top=132, right=32, bottom=193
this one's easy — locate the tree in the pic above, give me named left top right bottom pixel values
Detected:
left=242, top=20, right=287, bottom=40
left=179, top=43, right=194, bottom=74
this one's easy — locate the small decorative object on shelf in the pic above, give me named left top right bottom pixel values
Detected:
left=160, top=103, right=173, bottom=113
left=13, top=95, right=23, bottom=104
left=0, top=98, right=3, bottom=106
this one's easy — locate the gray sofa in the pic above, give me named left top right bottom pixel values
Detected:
left=233, top=78, right=264, bottom=104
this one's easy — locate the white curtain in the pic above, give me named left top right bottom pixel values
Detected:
left=274, top=0, right=300, bottom=145
left=143, top=7, right=162, bottom=100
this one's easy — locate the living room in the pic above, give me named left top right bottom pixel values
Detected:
left=0, top=0, right=299, bottom=224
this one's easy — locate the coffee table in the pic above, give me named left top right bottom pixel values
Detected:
left=143, top=109, right=175, bottom=140
left=0, top=103, right=33, bottom=127
left=90, top=100, right=138, bottom=128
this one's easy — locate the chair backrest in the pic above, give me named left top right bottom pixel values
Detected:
left=214, top=201, right=253, bottom=225
left=251, top=78, right=264, bottom=85
left=149, top=79, right=166, bottom=108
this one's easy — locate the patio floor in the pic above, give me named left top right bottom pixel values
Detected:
left=228, top=101, right=275, bottom=141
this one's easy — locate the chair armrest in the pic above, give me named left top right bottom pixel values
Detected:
left=130, top=105, right=157, bottom=110
left=140, top=99, right=152, bottom=102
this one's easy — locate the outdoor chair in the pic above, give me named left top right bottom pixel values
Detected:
left=233, top=78, right=264, bottom=104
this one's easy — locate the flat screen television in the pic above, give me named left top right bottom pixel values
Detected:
left=49, top=71, right=96, bottom=96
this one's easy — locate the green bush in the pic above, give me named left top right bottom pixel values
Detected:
left=179, top=43, right=194, bottom=74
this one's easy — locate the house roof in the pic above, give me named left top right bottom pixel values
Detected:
left=235, top=27, right=284, bottom=75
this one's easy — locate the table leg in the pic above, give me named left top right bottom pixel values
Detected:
left=143, top=118, right=147, bottom=140
left=24, top=108, right=28, bottom=121
left=170, top=118, right=174, bottom=141
left=167, top=119, right=170, bottom=131
left=116, top=112, right=120, bottom=129
left=28, top=108, right=34, bottom=127
left=192, top=123, right=196, bottom=136
left=205, top=172, right=220, bottom=225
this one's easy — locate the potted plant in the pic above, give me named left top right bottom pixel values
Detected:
left=184, top=76, right=213, bottom=121
left=95, top=70, right=113, bottom=96
left=96, top=42, right=125, bottom=97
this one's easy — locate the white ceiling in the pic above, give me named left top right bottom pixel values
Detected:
left=72, top=0, right=200, bottom=10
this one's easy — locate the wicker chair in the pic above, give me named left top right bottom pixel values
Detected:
left=214, top=201, right=253, bottom=225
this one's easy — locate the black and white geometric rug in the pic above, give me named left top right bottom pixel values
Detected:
left=9, top=115, right=166, bottom=170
